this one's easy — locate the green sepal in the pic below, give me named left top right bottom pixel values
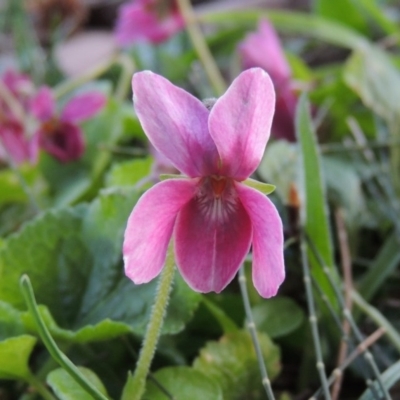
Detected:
left=159, top=174, right=186, bottom=180
left=243, top=178, right=276, bottom=195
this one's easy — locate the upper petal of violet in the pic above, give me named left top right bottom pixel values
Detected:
left=209, top=68, right=275, bottom=181
left=30, top=86, right=55, bottom=121
left=236, top=183, right=285, bottom=298
left=61, top=92, right=106, bottom=123
left=123, top=178, right=197, bottom=284
left=132, top=71, right=219, bottom=178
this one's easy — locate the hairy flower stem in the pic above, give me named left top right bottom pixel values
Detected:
left=238, top=267, right=275, bottom=400
left=176, top=0, right=227, bottom=96
left=121, top=244, right=175, bottom=400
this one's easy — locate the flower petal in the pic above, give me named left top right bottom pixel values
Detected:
left=174, top=183, right=252, bottom=293
left=30, top=87, right=55, bottom=121
left=36, top=122, right=84, bottom=163
left=272, top=87, right=297, bottom=142
left=2, top=70, right=33, bottom=98
left=236, top=183, right=285, bottom=298
left=0, top=120, right=31, bottom=165
left=209, top=68, right=275, bottom=180
left=61, top=92, right=106, bottom=123
left=133, top=71, right=219, bottom=177
left=115, top=0, right=183, bottom=45
left=238, top=19, right=292, bottom=90
left=123, top=178, right=197, bottom=284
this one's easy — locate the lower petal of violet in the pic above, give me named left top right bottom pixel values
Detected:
left=123, top=178, right=197, bottom=284
left=174, top=186, right=252, bottom=293
left=236, top=183, right=285, bottom=298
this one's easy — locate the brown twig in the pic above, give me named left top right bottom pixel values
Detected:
left=337, top=327, right=386, bottom=374
left=331, top=208, right=354, bottom=400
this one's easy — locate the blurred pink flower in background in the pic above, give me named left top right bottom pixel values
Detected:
left=30, top=87, right=106, bottom=162
left=238, top=19, right=297, bottom=142
left=115, top=0, right=184, bottom=46
left=0, top=70, right=37, bottom=165
left=123, top=68, right=285, bottom=298
left=1, top=70, right=34, bottom=108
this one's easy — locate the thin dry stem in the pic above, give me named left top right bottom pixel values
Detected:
left=176, top=0, right=227, bottom=96
left=344, top=327, right=386, bottom=369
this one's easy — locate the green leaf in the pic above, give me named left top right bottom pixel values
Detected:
left=344, top=46, right=400, bottom=123
left=0, top=301, right=25, bottom=341
left=344, top=45, right=400, bottom=199
left=106, top=158, right=153, bottom=188
left=202, top=297, right=239, bottom=334
left=0, top=205, right=88, bottom=318
left=0, top=187, right=200, bottom=341
left=200, top=10, right=368, bottom=50
left=120, top=104, right=146, bottom=142
left=46, top=367, right=108, bottom=400
left=0, top=165, right=47, bottom=206
left=144, top=367, right=223, bottom=400
left=21, top=305, right=131, bottom=343
left=357, top=0, right=399, bottom=36
left=242, top=178, right=275, bottom=195
left=259, top=143, right=365, bottom=227
left=322, top=156, right=365, bottom=226
left=193, top=330, right=281, bottom=400
left=0, top=169, right=29, bottom=204
left=296, top=94, right=336, bottom=306
left=0, top=335, right=37, bottom=379
left=258, top=141, right=297, bottom=204
left=251, top=297, right=305, bottom=339
left=314, top=0, right=368, bottom=33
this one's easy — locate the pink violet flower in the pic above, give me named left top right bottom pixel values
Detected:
left=123, top=68, right=285, bottom=298
left=0, top=70, right=37, bottom=165
left=238, top=19, right=297, bottom=142
left=149, top=143, right=179, bottom=178
left=30, top=87, right=106, bottom=163
left=115, top=0, right=184, bottom=46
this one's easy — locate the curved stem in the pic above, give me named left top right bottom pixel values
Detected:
left=176, top=0, right=227, bottom=96
left=121, top=244, right=176, bottom=400
left=19, top=275, right=109, bottom=400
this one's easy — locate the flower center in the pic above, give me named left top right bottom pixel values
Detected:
left=42, top=118, right=60, bottom=136
left=210, top=176, right=227, bottom=199
left=196, top=176, right=238, bottom=222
